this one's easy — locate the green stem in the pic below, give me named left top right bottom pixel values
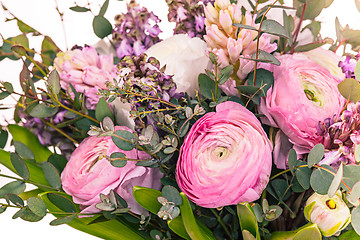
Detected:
left=41, top=119, right=79, bottom=144
left=269, top=169, right=291, bottom=181
left=210, top=208, right=234, bottom=240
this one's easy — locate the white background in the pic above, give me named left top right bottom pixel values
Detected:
left=0, top=0, right=359, bottom=239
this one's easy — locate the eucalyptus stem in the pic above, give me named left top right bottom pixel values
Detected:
left=210, top=208, right=234, bottom=240
left=269, top=169, right=291, bottom=181
left=40, top=119, right=79, bottom=144
left=0, top=173, right=57, bottom=191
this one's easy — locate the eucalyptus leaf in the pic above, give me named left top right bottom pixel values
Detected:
left=246, top=69, right=274, bottom=97
left=219, top=65, right=234, bottom=85
left=261, top=19, right=288, bottom=38
left=252, top=50, right=280, bottom=66
left=162, top=185, right=182, bottom=206
left=295, top=166, right=311, bottom=190
left=29, top=103, right=58, bottom=118
left=288, top=149, right=298, bottom=174
left=47, top=193, right=76, bottom=213
left=111, top=160, right=127, bottom=168
left=13, top=206, right=44, bottom=222
left=0, top=92, right=10, bottom=100
left=3, top=82, right=14, bottom=93
left=307, top=144, right=324, bottom=168
left=27, top=197, right=47, bottom=217
left=310, top=165, right=335, bottom=194
left=352, top=206, right=360, bottom=236
left=48, top=70, right=61, bottom=95
left=338, top=78, right=360, bottom=102
left=93, top=15, right=112, bottom=39
left=42, top=162, right=61, bottom=189
left=198, top=73, right=221, bottom=100
left=96, top=97, right=113, bottom=122
left=10, top=153, right=30, bottom=181
left=6, top=193, right=24, bottom=207
left=14, top=141, right=34, bottom=160
left=111, top=130, right=135, bottom=151
left=69, top=6, right=90, bottom=12
left=0, top=181, right=26, bottom=198
left=50, top=213, right=77, bottom=226
left=328, top=163, right=343, bottom=197
left=294, top=41, right=327, bottom=52
left=349, top=181, right=360, bottom=206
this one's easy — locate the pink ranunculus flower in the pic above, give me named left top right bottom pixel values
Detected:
left=54, top=46, right=118, bottom=109
left=176, top=101, right=272, bottom=208
left=259, top=53, right=345, bottom=168
left=61, top=126, right=163, bottom=216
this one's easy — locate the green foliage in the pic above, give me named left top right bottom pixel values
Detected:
left=48, top=70, right=61, bottom=95
left=307, top=144, right=324, bottom=168
left=237, top=203, right=261, bottom=240
left=93, top=15, right=112, bottom=39
left=13, top=141, right=34, bottom=160
left=328, top=163, right=343, bottom=197
left=352, top=206, right=360, bottom=236
left=261, top=19, right=288, bottom=39
left=310, top=165, right=334, bottom=194
left=95, top=97, right=114, bottom=122
left=42, top=162, right=61, bottom=189
left=133, top=186, right=162, bottom=214
left=295, top=164, right=311, bottom=190
left=10, top=153, right=30, bottom=181
left=69, top=6, right=90, bottom=12
left=47, top=154, right=67, bottom=173
left=29, top=103, right=58, bottom=118
left=198, top=73, right=221, bottom=100
left=162, top=185, right=182, bottom=206
left=27, top=197, right=47, bottom=218
left=50, top=214, right=77, bottom=226
left=112, top=130, right=136, bottom=151
left=0, top=181, right=26, bottom=198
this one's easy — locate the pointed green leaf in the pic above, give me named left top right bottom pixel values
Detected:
left=69, top=6, right=90, bottom=12
left=328, top=163, right=343, bottom=197
left=6, top=193, right=24, bottom=207
left=252, top=50, right=280, bottom=66
left=8, top=124, right=52, bottom=163
left=29, top=103, right=58, bottom=118
left=99, top=0, right=109, bottom=16
left=179, top=192, right=216, bottom=240
left=288, top=149, right=297, bottom=174
left=261, top=19, right=288, bottom=38
left=198, top=73, right=221, bottom=100
left=295, top=166, right=311, bottom=190
left=133, top=186, right=162, bottom=214
left=93, top=15, right=112, bottom=39
left=237, top=203, right=261, bottom=240
left=48, top=70, right=61, bottom=95
left=167, top=216, right=192, bottom=240
left=50, top=214, right=77, bottom=226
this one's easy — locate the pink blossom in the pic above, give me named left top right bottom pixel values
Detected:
left=61, top=126, right=163, bottom=216
left=54, top=46, right=118, bottom=109
left=176, top=101, right=272, bottom=208
left=259, top=53, right=345, bottom=168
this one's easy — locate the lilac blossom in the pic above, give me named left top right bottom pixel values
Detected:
left=112, top=0, right=161, bottom=59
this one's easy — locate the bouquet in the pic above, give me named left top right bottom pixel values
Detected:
left=2, top=0, right=360, bottom=239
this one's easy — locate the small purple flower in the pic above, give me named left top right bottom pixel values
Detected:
left=338, top=52, right=360, bottom=79
left=112, top=0, right=161, bottom=59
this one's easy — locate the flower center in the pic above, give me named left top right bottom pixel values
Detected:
left=326, top=199, right=337, bottom=209
left=213, top=146, right=229, bottom=160
left=302, top=81, right=323, bottom=107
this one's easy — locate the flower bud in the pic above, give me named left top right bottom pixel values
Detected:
left=206, top=24, right=228, bottom=48
left=304, top=191, right=351, bottom=237
left=215, top=0, right=231, bottom=10
left=219, top=10, right=233, bottom=35
left=227, top=38, right=242, bottom=64
left=204, top=3, right=219, bottom=25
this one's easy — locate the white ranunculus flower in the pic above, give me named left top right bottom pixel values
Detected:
left=145, top=34, right=210, bottom=97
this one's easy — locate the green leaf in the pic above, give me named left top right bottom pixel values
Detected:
left=10, top=153, right=30, bottom=181
left=261, top=19, right=288, bottom=39
left=18, top=189, right=43, bottom=200
left=42, top=162, right=61, bottom=189
left=252, top=50, right=280, bottom=66
left=95, top=97, right=113, bottom=122
left=0, top=129, right=8, bottom=149
left=294, top=41, right=327, bottom=52
left=167, top=216, right=192, bottom=240
left=0, top=181, right=26, bottom=198
left=69, top=6, right=90, bottom=12
left=339, top=229, right=360, bottom=240
left=310, top=165, right=335, bottom=194
left=355, top=60, right=360, bottom=81
left=111, top=130, right=135, bottom=151
left=237, top=203, right=261, bottom=240
left=295, top=166, right=311, bottom=190
left=219, top=65, right=234, bottom=85
left=232, top=23, right=257, bottom=31
left=349, top=181, right=360, bottom=206
left=162, top=185, right=182, bottom=205
left=4, top=82, right=14, bottom=93
left=179, top=192, right=216, bottom=240
left=14, top=141, right=34, bottom=160
left=352, top=206, right=360, bottom=236
left=29, top=103, right=58, bottom=118
left=39, top=192, right=147, bottom=239
left=133, top=186, right=162, bottom=214
left=302, top=21, right=321, bottom=38
left=17, top=20, right=36, bottom=33
left=50, top=214, right=77, bottom=226
left=111, top=160, right=127, bottom=168
left=293, top=223, right=322, bottom=240
left=307, top=144, right=324, bottom=168
left=342, top=165, right=360, bottom=189
left=93, top=15, right=112, bottom=39
left=8, top=124, right=52, bottom=163
left=342, top=29, right=360, bottom=51
left=246, top=69, right=274, bottom=97
left=328, top=163, right=343, bottom=197
left=48, top=70, right=61, bottom=95
left=198, top=73, right=221, bottom=100
left=6, top=193, right=24, bottom=207
left=11, top=45, right=26, bottom=56
left=296, top=0, right=326, bottom=20
left=0, top=92, right=10, bottom=100
left=288, top=149, right=298, bottom=174
left=177, top=120, right=190, bottom=138
left=13, top=206, right=44, bottom=222
left=47, top=154, right=67, bottom=173
left=47, top=193, right=76, bottom=213
left=41, top=36, right=61, bottom=66
left=99, top=0, right=109, bottom=16
left=27, top=197, right=47, bottom=218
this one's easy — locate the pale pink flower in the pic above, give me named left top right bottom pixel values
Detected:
left=54, top=46, right=118, bottom=109
left=176, top=101, right=272, bottom=208
left=61, top=126, right=163, bottom=216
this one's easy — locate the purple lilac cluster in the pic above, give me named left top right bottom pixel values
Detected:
left=166, top=0, right=215, bottom=38
left=317, top=102, right=360, bottom=167
left=117, top=53, right=181, bottom=132
left=112, top=0, right=161, bottom=59
left=338, top=52, right=360, bottom=78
